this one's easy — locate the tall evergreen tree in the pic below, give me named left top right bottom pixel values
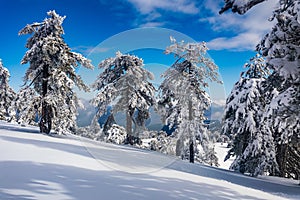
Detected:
left=91, top=51, right=156, bottom=144
left=158, top=37, right=220, bottom=164
left=223, top=54, right=278, bottom=176
left=0, top=59, right=15, bottom=121
left=220, top=0, right=300, bottom=179
left=257, top=0, right=300, bottom=179
left=19, top=10, right=94, bottom=134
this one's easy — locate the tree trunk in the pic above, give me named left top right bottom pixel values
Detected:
left=277, top=144, right=288, bottom=177
left=40, top=65, right=51, bottom=134
left=103, top=114, right=116, bottom=135
left=188, top=99, right=194, bottom=163
left=176, top=138, right=183, bottom=158
left=125, top=84, right=134, bottom=145
left=126, top=109, right=133, bottom=144
left=134, top=109, right=148, bottom=139
left=189, top=141, right=194, bottom=163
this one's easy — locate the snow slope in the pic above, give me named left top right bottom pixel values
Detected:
left=0, top=121, right=299, bottom=200
left=214, top=142, right=235, bottom=170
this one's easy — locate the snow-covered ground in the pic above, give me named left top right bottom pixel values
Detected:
left=0, top=121, right=299, bottom=200
left=214, top=142, right=235, bottom=170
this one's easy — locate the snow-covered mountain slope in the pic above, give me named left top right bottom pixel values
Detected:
left=0, top=121, right=299, bottom=200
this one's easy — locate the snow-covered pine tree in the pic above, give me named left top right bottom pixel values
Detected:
left=158, top=37, right=220, bottom=164
left=0, top=59, right=16, bottom=121
left=19, top=10, right=94, bottom=134
left=91, top=51, right=156, bottom=144
left=223, top=54, right=278, bottom=176
left=157, top=79, right=180, bottom=132
left=220, top=0, right=300, bottom=178
left=13, top=87, right=38, bottom=125
left=257, top=0, right=300, bottom=179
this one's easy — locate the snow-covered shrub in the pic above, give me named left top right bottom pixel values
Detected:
left=105, top=124, right=127, bottom=144
left=75, top=126, right=93, bottom=139
left=150, top=131, right=176, bottom=155
left=75, top=125, right=103, bottom=141
left=139, top=130, right=159, bottom=149
left=139, top=130, right=177, bottom=155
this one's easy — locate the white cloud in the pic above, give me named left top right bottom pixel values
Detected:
left=139, top=21, right=165, bottom=28
left=211, top=111, right=224, bottom=121
left=202, top=0, right=278, bottom=51
left=210, top=100, right=226, bottom=120
left=127, top=0, right=199, bottom=15
left=212, top=99, right=226, bottom=107
left=207, top=32, right=261, bottom=51
left=125, top=0, right=199, bottom=27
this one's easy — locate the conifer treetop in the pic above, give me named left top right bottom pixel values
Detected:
left=0, top=59, right=10, bottom=85
left=19, top=10, right=94, bottom=92
left=164, top=37, right=220, bottom=85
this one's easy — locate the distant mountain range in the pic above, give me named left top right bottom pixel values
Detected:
left=77, top=98, right=224, bottom=132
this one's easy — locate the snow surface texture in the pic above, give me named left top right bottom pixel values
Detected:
left=215, top=142, right=235, bottom=170
left=0, top=121, right=299, bottom=200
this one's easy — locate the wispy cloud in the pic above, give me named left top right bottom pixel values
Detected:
left=97, top=0, right=277, bottom=51
left=212, top=99, right=226, bottom=106
left=127, top=0, right=199, bottom=15
left=72, top=46, right=111, bottom=55
left=139, top=21, right=165, bottom=28
left=202, top=0, right=278, bottom=51
left=207, top=32, right=261, bottom=51
left=125, top=0, right=199, bottom=27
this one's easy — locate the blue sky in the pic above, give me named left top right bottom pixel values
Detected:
left=0, top=0, right=277, bottom=103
